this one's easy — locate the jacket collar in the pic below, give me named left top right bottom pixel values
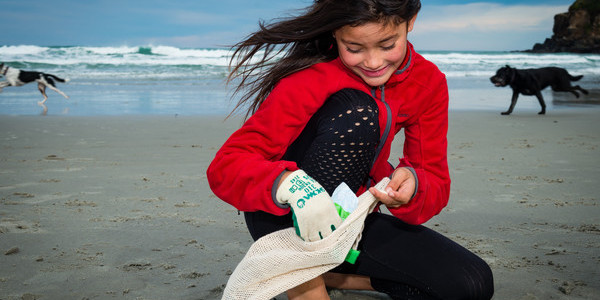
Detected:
left=387, top=41, right=414, bottom=85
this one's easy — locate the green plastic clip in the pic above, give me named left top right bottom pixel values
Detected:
left=344, top=249, right=361, bottom=264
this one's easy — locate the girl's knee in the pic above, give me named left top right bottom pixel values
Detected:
left=476, top=260, right=495, bottom=299
left=319, top=88, right=379, bottom=142
left=458, top=257, right=494, bottom=300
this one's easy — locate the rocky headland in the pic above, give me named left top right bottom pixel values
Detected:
left=528, top=0, right=600, bottom=53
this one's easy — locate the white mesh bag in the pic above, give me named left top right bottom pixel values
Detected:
left=222, top=178, right=390, bottom=300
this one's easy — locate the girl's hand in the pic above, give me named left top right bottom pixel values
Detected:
left=368, top=167, right=416, bottom=208
left=276, top=170, right=342, bottom=242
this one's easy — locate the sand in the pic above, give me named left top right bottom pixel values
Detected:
left=0, top=109, right=599, bottom=300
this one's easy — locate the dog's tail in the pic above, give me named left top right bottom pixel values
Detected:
left=569, top=74, right=583, bottom=81
left=46, top=74, right=70, bottom=83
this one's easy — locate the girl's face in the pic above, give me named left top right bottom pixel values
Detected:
left=334, top=17, right=417, bottom=87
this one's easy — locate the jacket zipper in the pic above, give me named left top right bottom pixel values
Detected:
left=367, top=85, right=393, bottom=187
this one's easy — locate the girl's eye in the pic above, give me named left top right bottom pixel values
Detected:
left=346, top=47, right=362, bottom=54
left=382, top=44, right=395, bottom=51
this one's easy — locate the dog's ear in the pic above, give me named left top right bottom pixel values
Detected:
left=505, top=65, right=511, bottom=69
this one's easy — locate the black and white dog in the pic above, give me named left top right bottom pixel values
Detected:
left=0, top=63, right=70, bottom=104
left=490, top=65, right=588, bottom=115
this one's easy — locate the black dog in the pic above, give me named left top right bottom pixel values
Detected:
left=0, top=63, right=70, bottom=104
left=490, top=65, right=588, bottom=115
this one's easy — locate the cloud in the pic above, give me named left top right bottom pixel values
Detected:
left=416, top=3, right=569, bottom=33
left=163, top=10, right=226, bottom=26
left=409, top=2, right=570, bottom=51
left=139, top=32, right=247, bottom=48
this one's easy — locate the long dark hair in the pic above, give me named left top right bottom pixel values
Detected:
left=228, top=0, right=421, bottom=119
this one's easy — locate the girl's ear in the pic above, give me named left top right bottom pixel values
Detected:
left=407, top=14, right=418, bottom=32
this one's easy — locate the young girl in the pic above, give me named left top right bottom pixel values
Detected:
left=207, top=0, right=494, bottom=299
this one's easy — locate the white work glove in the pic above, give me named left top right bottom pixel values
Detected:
left=276, top=170, right=342, bottom=242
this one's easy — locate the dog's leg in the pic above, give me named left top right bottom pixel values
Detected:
left=534, top=92, right=546, bottom=115
left=37, top=80, right=69, bottom=101
left=38, top=102, right=48, bottom=115
left=38, top=83, right=48, bottom=104
left=502, top=91, right=520, bottom=115
left=45, top=84, right=69, bottom=99
left=558, top=84, right=583, bottom=98
left=574, top=85, right=589, bottom=95
left=0, top=81, right=9, bottom=92
left=569, top=90, right=581, bottom=98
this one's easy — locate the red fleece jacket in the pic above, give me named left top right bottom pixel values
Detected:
left=207, top=43, right=450, bottom=225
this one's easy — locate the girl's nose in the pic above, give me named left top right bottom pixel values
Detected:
left=363, top=51, right=383, bottom=70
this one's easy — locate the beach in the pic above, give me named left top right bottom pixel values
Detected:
left=1, top=108, right=599, bottom=300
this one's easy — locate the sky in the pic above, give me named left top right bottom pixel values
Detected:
left=0, top=0, right=574, bottom=51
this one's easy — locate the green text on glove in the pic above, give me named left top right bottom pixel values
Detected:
left=287, top=174, right=326, bottom=209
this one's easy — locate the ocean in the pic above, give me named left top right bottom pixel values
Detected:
left=1, top=45, right=599, bottom=116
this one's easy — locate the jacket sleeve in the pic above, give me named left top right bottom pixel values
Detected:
left=206, top=71, right=333, bottom=215
left=388, top=74, right=451, bottom=224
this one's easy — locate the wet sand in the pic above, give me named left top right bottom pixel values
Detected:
left=1, top=109, right=599, bottom=299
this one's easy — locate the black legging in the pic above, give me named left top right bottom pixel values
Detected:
left=244, top=89, right=494, bottom=299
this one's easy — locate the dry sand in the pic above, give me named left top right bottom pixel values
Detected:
left=1, top=109, right=599, bottom=299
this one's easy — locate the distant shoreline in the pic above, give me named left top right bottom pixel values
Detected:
left=1, top=45, right=598, bottom=116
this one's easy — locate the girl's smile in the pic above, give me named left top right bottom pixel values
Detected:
left=359, top=65, right=391, bottom=78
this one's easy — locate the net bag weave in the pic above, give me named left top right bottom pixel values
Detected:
left=222, top=178, right=390, bottom=300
